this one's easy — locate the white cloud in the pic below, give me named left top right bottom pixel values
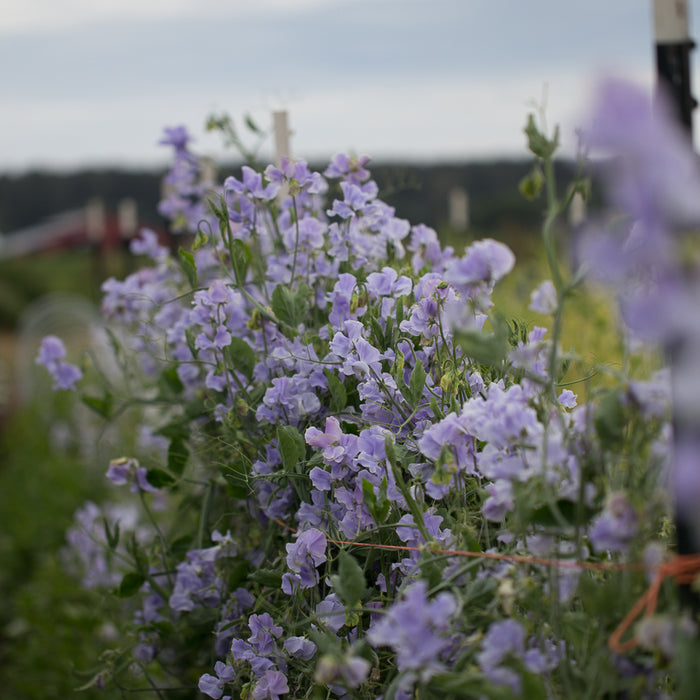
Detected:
left=1, top=66, right=659, bottom=172
left=0, top=0, right=330, bottom=34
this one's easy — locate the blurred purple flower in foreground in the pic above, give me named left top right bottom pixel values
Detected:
left=580, top=77, right=700, bottom=346
left=581, top=77, right=700, bottom=542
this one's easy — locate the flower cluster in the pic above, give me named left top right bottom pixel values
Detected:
left=36, top=84, right=698, bottom=698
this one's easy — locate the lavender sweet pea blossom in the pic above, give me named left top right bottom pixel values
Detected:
left=284, top=528, right=327, bottom=590
left=327, top=181, right=377, bottom=220
left=367, top=580, right=458, bottom=690
left=443, top=238, right=515, bottom=290
left=407, top=223, right=452, bottom=274
left=63, top=501, right=124, bottom=588
left=106, top=457, right=159, bottom=494
left=225, top=166, right=280, bottom=201
left=198, top=661, right=236, bottom=699
left=248, top=613, right=283, bottom=656
left=264, top=157, right=326, bottom=195
left=324, top=153, right=371, bottom=184
left=589, top=491, right=638, bottom=554
left=558, top=389, right=577, bottom=409
left=251, top=670, right=289, bottom=700
left=283, top=636, right=317, bottom=661
left=36, top=335, right=83, bottom=391
left=477, top=619, right=526, bottom=693
left=529, top=279, right=557, bottom=314
left=169, top=534, right=237, bottom=612
left=315, top=593, right=345, bottom=634
left=159, top=125, right=191, bottom=152
left=477, top=619, right=562, bottom=693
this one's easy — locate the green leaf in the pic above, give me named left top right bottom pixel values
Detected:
left=193, top=228, right=209, bottom=251
left=577, top=572, right=632, bottom=622
left=383, top=317, right=395, bottom=348
left=530, top=499, right=595, bottom=527
left=369, top=316, right=385, bottom=348
left=277, top=425, right=305, bottom=472
left=185, top=327, right=198, bottom=358
left=393, top=349, right=412, bottom=403
left=224, top=337, right=255, bottom=381
left=408, top=361, right=427, bottom=404
left=455, top=327, right=509, bottom=366
left=75, top=672, right=111, bottom=692
left=395, top=295, right=405, bottom=326
left=384, top=436, right=399, bottom=470
left=594, top=390, right=626, bottom=449
left=145, top=468, right=176, bottom=488
left=228, top=561, right=251, bottom=589
left=332, top=550, right=366, bottom=609
left=361, top=477, right=391, bottom=524
left=127, top=533, right=149, bottom=575
left=323, top=369, right=347, bottom=412
left=361, top=478, right=377, bottom=510
left=103, top=517, right=120, bottom=550
left=223, top=463, right=250, bottom=499
left=178, top=247, right=197, bottom=288
left=524, top=113, right=559, bottom=159
left=431, top=672, right=511, bottom=699
left=244, top=113, right=262, bottom=134
left=158, top=366, right=184, bottom=396
left=81, top=394, right=113, bottom=419
left=520, top=670, right=548, bottom=700
left=271, top=283, right=309, bottom=330
left=167, top=436, right=189, bottom=475
left=156, top=419, right=189, bottom=440
left=519, top=164, right=544, bottom=200
left=420, top=559, right=443, bottom=589
left=117, top=572, right=145, bottom=598
left=247, top=568, right=283, bottom=588
left=230, top=239, right=252, bottom=281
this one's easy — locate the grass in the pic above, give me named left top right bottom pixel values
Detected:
left=0, top=397, right=123, bottom=699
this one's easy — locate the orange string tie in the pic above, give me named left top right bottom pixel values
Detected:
left=273, top=518, right=700, bottom=655
left=608, top=553, right=700, bottom=654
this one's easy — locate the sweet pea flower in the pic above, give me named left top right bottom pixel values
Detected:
left=285, top=528, right=327, bottom=589
left=106, top=457, right=158, bottom=494
left=251, top=670, right=289, bottom=700
left=367, top=580, right=458, bottom=690
left=529, top=279, right=557, bottom=314
left=36, top=335, right=83, bottom=391
left=198, top=661, right=236, bottom=699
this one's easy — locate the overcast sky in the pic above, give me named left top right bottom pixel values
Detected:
left=2, top=0, right=699, bottom=172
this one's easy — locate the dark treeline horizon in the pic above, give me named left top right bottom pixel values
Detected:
left=0, top=159, right=581, bottom=239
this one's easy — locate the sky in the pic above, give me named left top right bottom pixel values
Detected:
left=1, top=0, right=699, bottom=172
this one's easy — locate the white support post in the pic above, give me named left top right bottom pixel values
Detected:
left=448, top=187, right=469, bottom=232
left=653, top=0, right=695, bottom=135
left=273, top=111, right=292, bottom=165
left=85, top=198, right=106, bottom=245
left=117, top=198, right=138, bottom=240
left=654, top=0, right=690, bottom=42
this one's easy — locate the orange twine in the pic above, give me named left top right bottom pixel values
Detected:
left=607, top=553, right=700, bottom=654
left=273, top=519, right=700, bottom=654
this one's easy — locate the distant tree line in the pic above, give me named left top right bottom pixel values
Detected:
left=0, top=159, right=580, bottom=239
